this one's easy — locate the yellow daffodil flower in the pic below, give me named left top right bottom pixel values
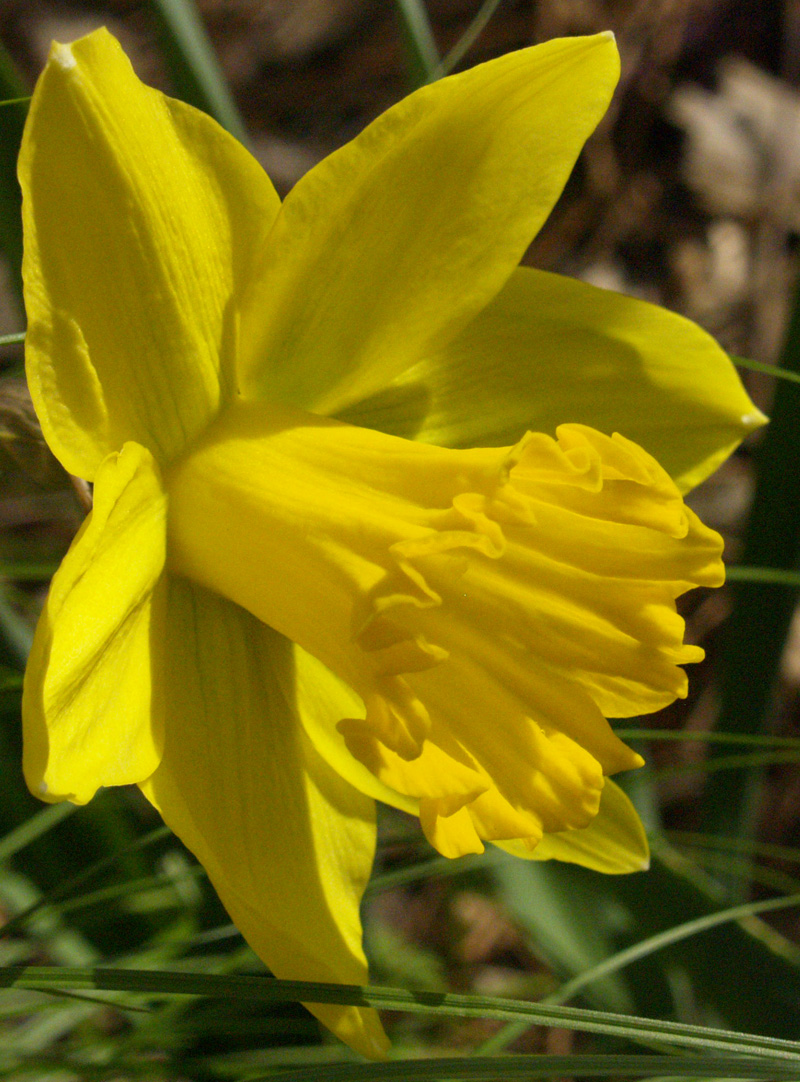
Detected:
left=20, top=27, right=764, bottom=1056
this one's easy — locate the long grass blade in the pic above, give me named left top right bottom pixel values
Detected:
left=667, top=831, right=800, bottom=865
left=732, top=354, right=800, bottom=384
left=615, top=729, right=800, bottom=748
left=543, top=892, right=800, bottom=1007
left=655, top=750, right=800, bottom=780
left=726, top=565, right=800, bottom=586
left=148, top=0, right=248, bottom=143
left=2, top=968, right=800, bottom=1060
left=394, top=0, right=440, bottom=86
left=0, top=804, right=76, bottom=863
left=258, top=1056, right=800, bottom=1082
left=0, top=824, right=172, bottom=939
left=431, top=0, right=505, bottom=79
left=0, top=561, right=59, bottom=582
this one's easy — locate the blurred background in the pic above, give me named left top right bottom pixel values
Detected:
left=0, top=1, right=800, bottom=1078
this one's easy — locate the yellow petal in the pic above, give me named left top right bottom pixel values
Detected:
left=238, top=35, right=619, bottom=413
left=23, top=442, right=167, bottom=804
left=339, top=266, right=766, bottom=493
left=140, top=578, right=388, bottom=1060
left=498, top=779, right=649, bottom=874
left=20, top=27, right=280, bottom=478
left=166, top=400, right=720, bottom=858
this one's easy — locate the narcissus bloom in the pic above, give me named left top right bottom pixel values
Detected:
left=21, top=28, right=762, bottom=1056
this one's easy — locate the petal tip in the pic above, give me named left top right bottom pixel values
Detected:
left=594, top=29, right=620, bottom=71
left=742, top=408, right=769, bottom=431
left=49, top=42, right=77, bottom=70
left=362, top=1025, right=392, bottom=1061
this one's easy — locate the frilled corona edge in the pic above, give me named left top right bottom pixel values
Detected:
left=166, top=400, right=723, bottom=859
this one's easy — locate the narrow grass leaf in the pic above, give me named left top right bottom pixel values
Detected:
left=148, top=0, right=248, bottom=143
left=257, top=1056, right=800, bottom=1082
left=3, top=968, right=800, bottom=1060
left=56, top=864, right=205, bottom=917
left=368, top=853, right=493, bottom=894
left=616, top=730, right=800, bottom=749
left=676, top=849, right=800, bottom=898
left=0, top=561, right=59, bottom=582
left=432, top=0, right=505, bottom=79
left=0, top=824, right=172, bottom=939
left=655, top=751, right=800, bottom=780
left=0, top=803, right=76, bottom=863
left=732, top=355, right=800, bottom=384
left=393, top=0, right=440, bottom=86
left=667, top=832, right=800, bottom=866
left=543, top=892, right=800, bottom=1007
left=726, top=566, right=800, bottom=587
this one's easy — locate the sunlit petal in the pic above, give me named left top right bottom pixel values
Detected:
left=238, top=36, right=619, bottom=414
left=498, top=779, right=649, bottom=874
left=23, top=441, right=166, bottom=803
left=20, top=27, right=280, bottom=478
left=140, top=578, right=389, bottom=1059
left=338, top=266, right=766, bottom=493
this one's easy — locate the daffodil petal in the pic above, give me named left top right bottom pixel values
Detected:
left=238, top=35, right=619, bottom=413
left=339, top=267, right=766, bottom=493
left=22, top=442, right=167, bottom=804
left=20, top=27, right=280, bottom=478
left=497, top=779, right=649, bottom=873
left=140, top=578, right=389, bottom=1060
